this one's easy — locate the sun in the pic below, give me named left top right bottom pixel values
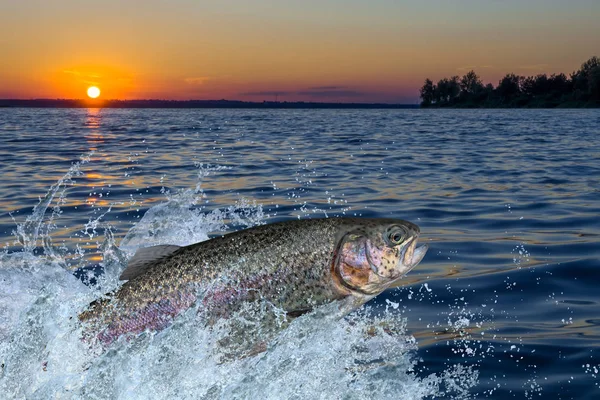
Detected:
left=87, top=86, right=101, bottom=99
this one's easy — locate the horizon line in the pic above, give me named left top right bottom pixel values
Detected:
left=0, top=98, right=419, bottom=109
left=0, top=97, right=417, bottom=104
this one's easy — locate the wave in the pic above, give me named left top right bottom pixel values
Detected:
left=0, top=156, right=478, bottom=399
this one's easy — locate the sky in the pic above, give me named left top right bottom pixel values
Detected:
left=0, top=0, right=599, bottom=103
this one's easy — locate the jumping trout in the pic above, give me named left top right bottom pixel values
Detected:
left=79, top=218, right=428, bottom=346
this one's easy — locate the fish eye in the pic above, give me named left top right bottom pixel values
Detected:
left=387, top=227, right=406, bottom=245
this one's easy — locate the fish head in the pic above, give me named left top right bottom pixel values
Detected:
left=333, top=219, right=428, bottom=296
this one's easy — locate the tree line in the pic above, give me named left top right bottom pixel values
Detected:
left=420, top=56, right=600, bottom=108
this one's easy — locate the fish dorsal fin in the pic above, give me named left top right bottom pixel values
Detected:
left=120, top=244, right=181, bottom=280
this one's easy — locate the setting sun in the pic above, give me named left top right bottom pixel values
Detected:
left=87, top=86, right=101, bottom=99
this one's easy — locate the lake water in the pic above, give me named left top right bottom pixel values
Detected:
left=0, top=108, right=599, bottom=399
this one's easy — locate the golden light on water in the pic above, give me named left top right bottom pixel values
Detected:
left=87, top=86, right=101, bottom=98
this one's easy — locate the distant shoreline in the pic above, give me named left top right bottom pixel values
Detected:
left=419, top=55, right=600, bottom=109
left=0, top=99, right=418, bottom=109
left=423, top=102, right=599, bottom=109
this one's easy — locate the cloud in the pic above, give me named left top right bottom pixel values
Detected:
left=62, top=69, right=103, bottom=85
left=239, top=87, right=367, bottom=99
left=456, top=65, right=493, bottom=72
left=308, top=85, right=347, bottom=90
left=240, top=91, right=291, bottom=96
left=184, top=77, right=210, bottom=85
left=518, top=64, right=550, bottom=70
left=300, top=85, right=366, bottom=98
left=62, top=69, right=81, bottom=76
left=297, top=89, right=366, bottom=98
left=62, top=69, right=102, bottom=78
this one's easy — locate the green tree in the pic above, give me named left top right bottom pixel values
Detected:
left=580, top=56, right=600, bottom=75
left=522, top=74, right=549, bottom=97
left=435, top=78, right=449, bottom=104
left=419, top=79, right=435, bottom=106
left=571, top=56, right=600, bottom=100
left=459, top=70, right=484, bottom=96
left=589, top=66, right=600, bottom=100
left=434, top=76, right=460, bottom=105
left=547, top=73, right=571, bottom=98
left=448, top=76, right=460, bottom=103
left=497, top=73, right=522, bottom=101
left=521, top=76, right=535, bottom=97
left=580, top=56, right=600, bottom=100
left=417, top=55, right=598, bottom=107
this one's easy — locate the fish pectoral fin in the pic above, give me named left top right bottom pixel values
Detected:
left=120, top=244, right=181, bottom=280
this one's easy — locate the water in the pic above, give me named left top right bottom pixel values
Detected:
left=0, top=108, right=599, bottom=399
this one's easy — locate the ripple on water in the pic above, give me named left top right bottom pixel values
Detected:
left=0, top=109, right=599, bottom=398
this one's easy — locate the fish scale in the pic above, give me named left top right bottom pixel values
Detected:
left=79, top=218, right=427, bottom=348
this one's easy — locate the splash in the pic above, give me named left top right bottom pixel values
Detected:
left=13, top=152, right=92, bottom=256
left=0, top=157, right=479, bottom=399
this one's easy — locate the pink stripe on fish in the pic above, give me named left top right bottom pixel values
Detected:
left=96, top=291, right=197, bottom=345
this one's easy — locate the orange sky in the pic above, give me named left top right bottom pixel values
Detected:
left=1, top=0, right=599, bottom=103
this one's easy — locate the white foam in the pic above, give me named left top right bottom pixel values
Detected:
left=0, top=158, right=479, bottom=399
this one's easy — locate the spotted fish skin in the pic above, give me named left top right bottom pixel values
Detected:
left=79, top=218, right=427, bottom=345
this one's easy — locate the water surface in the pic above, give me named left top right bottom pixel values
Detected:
left=0, top=108, right=599, bottom=399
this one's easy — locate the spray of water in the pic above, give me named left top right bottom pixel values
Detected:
left=0, top=157, right=479, bottom=399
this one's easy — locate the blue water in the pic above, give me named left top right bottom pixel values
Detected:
left=0, top=108, right=599, bottom=399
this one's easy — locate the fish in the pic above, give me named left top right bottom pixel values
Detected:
left=79, top=218, right=428, bottom=351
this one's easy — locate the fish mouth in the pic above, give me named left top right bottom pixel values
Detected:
left=410, top=243, right=428, bottom=269
left=402, top=237, right=428, bottom=272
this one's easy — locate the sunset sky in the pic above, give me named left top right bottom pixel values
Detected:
left=1, top=0, right=598, bottom=103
